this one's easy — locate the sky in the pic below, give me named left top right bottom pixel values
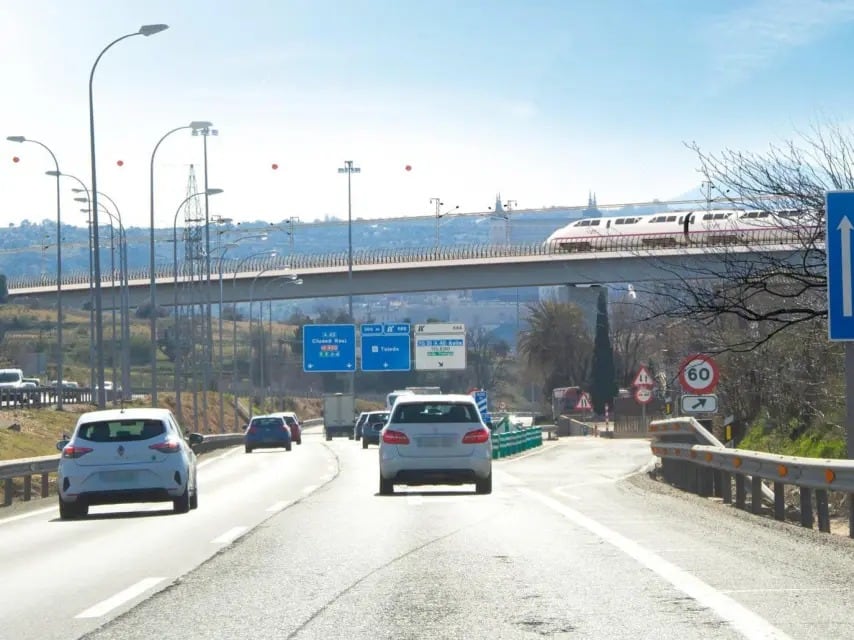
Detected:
left=3, top=0, right=854, bottom=232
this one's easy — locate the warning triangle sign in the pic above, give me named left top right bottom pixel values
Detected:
left=632, top=366, right=654, bottom=387
left=575, top=392, right=592, bottom=411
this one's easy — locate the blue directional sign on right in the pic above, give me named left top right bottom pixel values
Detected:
left=827, top=191, right=854, bottom=340
left=360, top=323, right=411, bottom=372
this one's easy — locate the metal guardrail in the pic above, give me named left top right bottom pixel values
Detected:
left=0, top=387, right=96, bottom=409
left=650, top=417, right=854, bottom=537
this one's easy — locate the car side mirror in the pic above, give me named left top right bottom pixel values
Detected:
left=56, top=439, right=68, bottom=452
left=187, top=433, right=204, bottom=446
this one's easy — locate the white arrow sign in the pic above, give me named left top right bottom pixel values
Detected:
left=839, top=216, right=853, bottom=317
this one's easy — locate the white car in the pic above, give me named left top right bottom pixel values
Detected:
left=56, top=408, right=204, bottom=519
left=378, top=394, right=492, bottom=495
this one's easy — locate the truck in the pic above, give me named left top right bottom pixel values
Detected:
left=386, top=386, right=442, bottom=411
left=322, top=393, right=356, bottom=441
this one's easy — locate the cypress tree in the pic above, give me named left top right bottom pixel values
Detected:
left=590, top=287, right=617, bottom=414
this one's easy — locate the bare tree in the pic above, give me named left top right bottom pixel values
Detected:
left=634, top=124, right=853, bottom=352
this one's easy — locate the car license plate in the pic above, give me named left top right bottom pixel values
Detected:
left=417, top=436, right=452, bottom=447
left=100, top=470, right=137, bottom=483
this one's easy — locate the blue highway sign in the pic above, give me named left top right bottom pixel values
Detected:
left=827, top=191, right=854, bottom=340
left=303, top=324, right=356, bottom=372
left=361, top=323, right=411, bottom=372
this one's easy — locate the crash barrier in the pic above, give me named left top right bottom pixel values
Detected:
left=650, top=417, right=854, bottom=537
left=0, top=419, right=323, bottom=507
left=0, top=386, right=97, bottom=408
left=492, top=426, right=543, bottom=459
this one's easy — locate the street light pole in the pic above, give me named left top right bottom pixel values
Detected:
left=89, top=23, right=169, bottom=408
left=337, top=161, right=360, bottom=397
left=149, top=120, right=212, bottom=407
left=6, top=136, right=63, bottom=408
left=430, top=197, right=459, bottom=246
left=231, top=251, right=277, bottom=427
left=172, top=188, right=223, bottom=422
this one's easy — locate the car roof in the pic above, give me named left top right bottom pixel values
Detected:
left=393, top=393, right=475, bottom=404
left=78, top=408, right=174, bottom=424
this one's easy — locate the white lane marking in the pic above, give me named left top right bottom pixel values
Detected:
left=0, top=505, right=57, bottom=526
left=197, top=446, right=241, bottom=469
left=519, top=488, right=793, bottom=640
left=266, top=500, right=293, bottom=512
left=210, top=526, right=248, bottom=545
left=302, top=484, right=319, bottom=494
left=75, top=577, right=166, bottom=619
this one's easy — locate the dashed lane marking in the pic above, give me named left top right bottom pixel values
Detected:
left=75, top=577, right=166, bottom=619
left=210, top=526, right=248, bottom=545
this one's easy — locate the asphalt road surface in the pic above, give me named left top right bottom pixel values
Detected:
left=2, top=428, right=854, bottom=640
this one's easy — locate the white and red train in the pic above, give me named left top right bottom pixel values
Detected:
left=544, top=208, right=810, bottom=251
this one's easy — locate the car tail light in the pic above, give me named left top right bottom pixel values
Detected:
left=382, top=429, right=410, bottom=445
left=149, top=440, right=181, bottom=453
left=247, top=426, right=258, bottom=434
left=62, top=445, right=93, bottom=459
left=462, top=428, right=490, bottom=444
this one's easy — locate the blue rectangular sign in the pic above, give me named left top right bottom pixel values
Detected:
left=361, top=323, right=411, bottom=372
left=827, top=191, right=854, bottom=340
left=303, top=324, right=356, bottom=372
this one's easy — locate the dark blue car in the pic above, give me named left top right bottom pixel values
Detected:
left=245, top=415, right=292, bottom=453
left=361, top=411, right=390, bottom=448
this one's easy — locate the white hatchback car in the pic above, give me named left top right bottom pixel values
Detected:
left=378, top=394, right=492, bottom=495
left=56, top=408, right=204, bottom=519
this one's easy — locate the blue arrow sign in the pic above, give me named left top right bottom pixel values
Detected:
left=360, top=323, right=411, bottom=372
left=827, top=191, right=854, bottom=340
left=303, top=324, right=356, bottom=372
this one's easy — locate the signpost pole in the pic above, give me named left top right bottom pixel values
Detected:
left=847, top=342, right=854, bottom=537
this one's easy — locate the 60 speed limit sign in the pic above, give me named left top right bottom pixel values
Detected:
left=678, top=354, right=719, bottom=394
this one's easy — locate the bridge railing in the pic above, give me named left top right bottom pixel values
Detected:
left=650, top=417, right=854, bottom=537
left=7, top=226, right=818, bottom=290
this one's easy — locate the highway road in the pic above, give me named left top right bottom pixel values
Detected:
left=2, top=427, right=854, bottom=639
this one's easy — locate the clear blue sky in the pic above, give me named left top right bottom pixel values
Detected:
left=3, top=0, right=854, bottom=230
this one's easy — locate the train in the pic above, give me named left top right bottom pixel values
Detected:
left=543, top=207, right=812, bottom=252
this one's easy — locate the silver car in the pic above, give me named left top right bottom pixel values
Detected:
left=378, top=394, right=492, bottom=495
left=56, top=408, right=203, bottom=519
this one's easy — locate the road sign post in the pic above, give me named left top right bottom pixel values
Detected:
left=826, top=190, right=854, bottom=536
left=414, top=323, right=466, bottom=370
left=360, top=323, right=411, bottom=372
left=302, top=324, right=356, bottom=373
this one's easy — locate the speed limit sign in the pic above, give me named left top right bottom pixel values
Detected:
left=678, top=354, right=719, bottom=394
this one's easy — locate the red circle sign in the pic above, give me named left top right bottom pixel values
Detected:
left=634, top=386, right=653, bottom=404
left=678, top=354, right=719, bottom=394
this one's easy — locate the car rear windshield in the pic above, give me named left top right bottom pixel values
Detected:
left=77, top=419, right=166, bottom=442
left=283, top=416, right=297, bottom=427
left=251, top=417, right=285, bottom=430
left=0, top=372, right=22, bottom=383
left=369, top=412, right=389, bottom=423
left=392, top=402, right=479, bottom=423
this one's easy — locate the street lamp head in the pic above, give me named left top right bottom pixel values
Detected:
left=6, top=136, right=25, bottom=143
left=139, top=24, right=169, bottom=36
left=74, top=197, right=88, bottom=203
left=45, top=170, right=61, bottom=177
left=71, top=188, right=85, bottom=194
left=189, top=120, right=213, bottom=130
left=206, top=188, right=224, bottom=196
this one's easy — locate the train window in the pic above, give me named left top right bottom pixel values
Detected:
left=713, top=213, right=726, bottom=220
left=589, top=220, right=600, bottom=226
left=702, top=214, right=713, bottom=220
left=651, top=216, right=666, bottom=223
left=665, top=215, right=677, bottom=222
